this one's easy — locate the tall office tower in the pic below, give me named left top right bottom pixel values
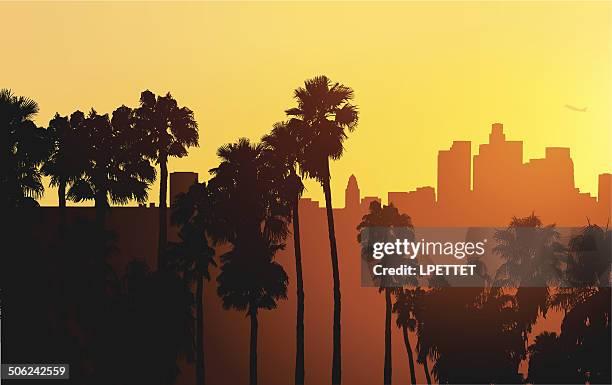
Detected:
left=345, top=174, right=360, bottom=210
left=437, top=140, right=471, bottom=205
left=473, top=123, right=523, bottom=197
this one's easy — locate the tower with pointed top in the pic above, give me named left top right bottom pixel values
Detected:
left=345, top=174, right=360, bottom=210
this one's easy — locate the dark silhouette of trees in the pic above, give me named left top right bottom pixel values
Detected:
left=209, top=138, right=290, bottom=385
left=42, top=112, right=87, bottom=224
left=68, top=107, right=155, bottom=226
left=169, top=182, right=217, bottom=385
left=415, top=286, right=525, bottom=384
left=493, top=213, right=566, bottom=335
left=134, top=90, right=199, bottom=268
left=527, top=331, right=581, bottom=384
left=119, top=260, right=195, bottom=385
left=1, top=89, right=49, bottom=208
left=286, top=75, right=358, bottom=384
left=393, top=288, right=421, bottom=385
left=357, top=201, right=414, bottom=385
left=261, top=121, right=307, bottom=384
left=529, top=224, right=611, bottom=384
left=411, top=286, right=433, bottom=385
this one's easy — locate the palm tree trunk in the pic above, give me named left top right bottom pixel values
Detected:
left=158, top=153, right=168, bottom=269
left=422, top=356, right=432, bottom=385
left=384, top=288, right=392, bottom=385
left=94, top=190, right=106, bottom=228
left=58, top=178, right=67, bottom=227
left=249, top=306, right=259, bottom=385
left=292, top=196, right=305, bottom=385
left=322, top=160, right=342, bottom=385
left=195, top=272, right=205, bottom=385
left=402, top=324, right=417, bottom=385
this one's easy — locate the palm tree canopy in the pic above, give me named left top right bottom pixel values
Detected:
left=357, top=201, right=416, bottom=289
left=285, top=75, right=358, bottom=182
left=67, top=107, right=156, bottom=206
left=1, top=88, right=49, bottom=206
left=217, top=238, right=288, bottom=315
left=261, top=121, right=305, bottom=205
left=134, top=90, right=199, bottom=161
left=209, top=137, right=291, bottom=244
left=41, top=112, right=88, bottom=187
left=565, top=224, right=611, bottom=286
left=209, top=138, right=290, bottom=315
left=393, top=288, right=419, bottom=331
left=493, top=213, right=565, bottom=287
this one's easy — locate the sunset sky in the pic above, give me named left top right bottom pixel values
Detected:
left=3, top=1, right=611, bottom=207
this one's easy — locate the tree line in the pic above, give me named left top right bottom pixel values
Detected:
left=358, top=204, right=610, bottom=385
left=2, top=77, right=610, bottom=385
left=2, top=76, right=357, bottom=385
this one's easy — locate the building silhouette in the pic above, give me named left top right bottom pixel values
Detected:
left=345, top=174, right=360, bottom=210
left=381, top=123, right=609, bottom=226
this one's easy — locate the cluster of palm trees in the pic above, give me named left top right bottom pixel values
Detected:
left=168, top=75, right=358, bottom=385
left=4, top=79, right=610, bottom=385
left=357, top=204, right=611, bottom=385
left=3, top=87, right=198, bottom=248
left=2, top=75, right=359, bottom=385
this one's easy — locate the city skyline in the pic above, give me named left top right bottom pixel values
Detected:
left=4, top=1, right=611, bottom=207
left=35, top=121, right=612, bottom=215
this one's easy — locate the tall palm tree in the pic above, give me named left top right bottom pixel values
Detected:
left=357, top=201, right=414, bottom=385
left=261, top=121, right=307, bottom=384
left=393, top=289, right=419, bottom=385
left=209, top=138, right=290, bottom=385
left=169, top=182, right=217, bottom=385
left=1, top=88, right=49, bottom=208
left=408, top=285, right=435, bottom=385
left=134, top=90, right=199, bottom=268
left=42, top=112, right=87, bottom=224
left=68, top=107, right=155, bottom=225
left=286, top=76, right=358, bottom=384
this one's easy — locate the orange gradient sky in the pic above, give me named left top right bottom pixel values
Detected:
left=2, top=1, right=611, bottom=207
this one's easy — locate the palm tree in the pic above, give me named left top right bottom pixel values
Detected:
left=217, top=239, right=288, bottom=385
left=134, top=90, right=199, bottom=268
left=68, top=107, right=155, bottom=225
left=410, top=284, right=436, bottom=385
left=169, top=182, right=217, bottom=385
left=493, top=213, right=566, bottom=335
left=42, top=112, right=87, bottom=224
left=1, top=88, right=49, bottom=208
left=286, top=76, right=358, bottom=384
left=261, top=121, right=307, bottom=384
left=209, top=138, right=290, bottom=385
left=393, top=289, right=419, bottom=385
left=357, top=201, right=414, bottom=385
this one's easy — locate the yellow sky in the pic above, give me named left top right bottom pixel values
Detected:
left=2, top=1, right=611, bottom=207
